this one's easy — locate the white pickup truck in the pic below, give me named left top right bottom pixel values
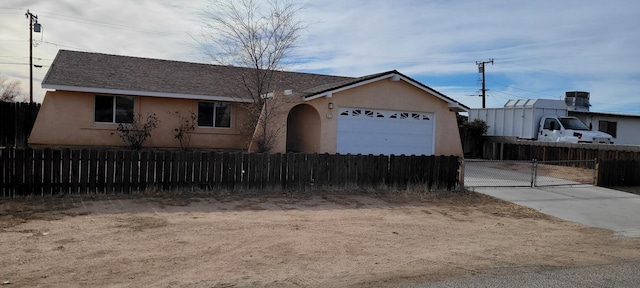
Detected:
left=538, top=116, right=613, bottom=144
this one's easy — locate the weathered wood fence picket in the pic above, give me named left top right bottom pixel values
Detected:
left=0, top=101, right=40, bottom=147
left=0, top=148, right=460, bottom=197
left=597, top=160, right=640, bottom=187
left=482, top=139, right=640, bottom=162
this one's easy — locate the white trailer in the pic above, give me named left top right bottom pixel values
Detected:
left=469, top=99, right=567, bottom=139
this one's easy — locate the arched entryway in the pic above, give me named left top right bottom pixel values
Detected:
left=286, top=104, right=321, bottom=153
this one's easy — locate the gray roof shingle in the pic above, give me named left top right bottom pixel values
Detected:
left=41, top=50, right=468, bottom=111
left=42, top=50, right=354, bottom=101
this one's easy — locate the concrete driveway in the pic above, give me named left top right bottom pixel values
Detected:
left=471, top=185, right=640, bottom=237
left=464, top=160, right=585, bottom=187
left=464, top=160, right=640, bottom=237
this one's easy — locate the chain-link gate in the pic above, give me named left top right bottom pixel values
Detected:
left=463, top=159, right=597, bottom=188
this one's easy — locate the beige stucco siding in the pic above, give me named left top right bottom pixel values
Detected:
left=286, top=104, right=321, bottom=153
left=31, top=77, right=463, bottom=156
left=29, top=91, right=248, bottom=149
left=279, top=78, right=463, bottom=156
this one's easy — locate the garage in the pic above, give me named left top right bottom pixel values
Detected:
left=336, top=108, right=435, bottom=156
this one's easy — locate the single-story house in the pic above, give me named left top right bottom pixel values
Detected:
left=564, top=91, right=640, bottom=145
left=569, top=110, right=640, bottom=146
left=30, top=50, right=469, bottom=156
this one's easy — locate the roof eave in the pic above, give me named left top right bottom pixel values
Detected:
left=303, top=71, right=470, bottom=112
left=448, top=102, right=469, bottom=113
left=303, top=73, right=398, bottom=101
left=40, top=84, right=255, bottom=103
left=569, top=110, right=640, bottom=118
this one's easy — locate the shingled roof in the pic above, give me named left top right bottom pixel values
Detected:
left=41, top=50, right=469, bottom=111
left=42, top=50, right=354, bottom=102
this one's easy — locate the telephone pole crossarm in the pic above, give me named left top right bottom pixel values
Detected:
left=476, top=58, right=493, bottom=108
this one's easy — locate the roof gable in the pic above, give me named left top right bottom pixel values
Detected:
left=303, top=70, right=470, bottom=112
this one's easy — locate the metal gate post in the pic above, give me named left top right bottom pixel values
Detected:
left=531, top=159, right=538, bottom=188
left=593, top=158, right=599, bottom=186
left=458, top=158, right=465, bottom=189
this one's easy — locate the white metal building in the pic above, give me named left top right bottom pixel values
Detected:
left=569, top=110, right=640, bottom=146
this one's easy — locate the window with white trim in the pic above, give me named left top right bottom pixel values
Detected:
left=94, top=95, right=134, bottom=123
left=198, top=102, right=231, bottom=128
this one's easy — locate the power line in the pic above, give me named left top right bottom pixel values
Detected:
left=3, top=8, right=188, bottom=41
left=35, top=11, right=188, bottom=38
left=0, top=56, right=50, bottom=60
left=0, top=62, right=50, bottom=67
left=489, top=80, right=559, bottom=98
left=490, top=89, right=529, bottom=99
left=42, top=40, right=94, bottom=52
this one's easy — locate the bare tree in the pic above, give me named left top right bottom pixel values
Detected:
left=197, top=0, right=306, bottom=152
left=0, top=74, right=24, bottom=102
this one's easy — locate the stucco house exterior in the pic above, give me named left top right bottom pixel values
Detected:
left=30, top=50, right=469, bottom=156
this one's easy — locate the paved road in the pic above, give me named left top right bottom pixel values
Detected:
left=405, top=261, right=640, bottom=288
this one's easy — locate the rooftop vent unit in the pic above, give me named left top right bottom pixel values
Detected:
left=565, top=91, right=590, bottom=112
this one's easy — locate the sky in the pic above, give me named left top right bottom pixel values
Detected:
left=1, top=0, right=640, bottom=114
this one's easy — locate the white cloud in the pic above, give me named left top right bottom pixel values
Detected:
left=1, top=0, right=639, bottom=113
left=296, top=0, right=640, bottom=112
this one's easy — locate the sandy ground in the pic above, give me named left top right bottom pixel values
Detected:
left=1, top=190, right=640, bottom=288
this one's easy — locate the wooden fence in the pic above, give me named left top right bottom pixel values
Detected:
left=0, top=148, right=460, bottom=197
left=482, top=139, right=640, bottom=162
left=0, top=102, right=40, bottom=147
left=598, top=160, right=640, bottom=187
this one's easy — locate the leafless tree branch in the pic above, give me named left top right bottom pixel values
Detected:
left=0, top=74, right=24, bottom=102
left=196, top=0, right=306, bottom=152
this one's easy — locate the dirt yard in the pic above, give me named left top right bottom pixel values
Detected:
left=1, top=190, right=640, bottom=287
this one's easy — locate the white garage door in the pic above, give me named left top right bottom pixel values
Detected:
left=337, top=108, right=435, bottom=156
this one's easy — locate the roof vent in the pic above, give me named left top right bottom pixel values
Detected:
left=565, top=91, right=590, bottom=111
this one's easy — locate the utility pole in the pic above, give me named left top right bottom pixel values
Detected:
left=26, top=9, right=41, bottom=104
left=476, top=58, right=493, bottom=108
